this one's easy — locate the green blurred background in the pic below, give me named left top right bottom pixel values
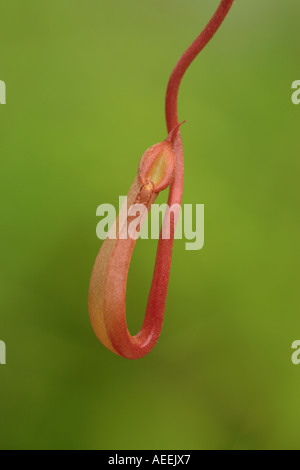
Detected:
left=0, top=0, right=299, bottom=450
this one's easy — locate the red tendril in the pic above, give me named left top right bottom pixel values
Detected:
left=89, top=0, right=235, bottom=359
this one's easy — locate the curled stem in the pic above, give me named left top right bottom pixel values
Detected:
left=89, top=0, right=235, bottom=359
left=166, top=0, right=235, bottom=132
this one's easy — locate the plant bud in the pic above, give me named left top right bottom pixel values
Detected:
left=138, top=139, right=176, bottom=192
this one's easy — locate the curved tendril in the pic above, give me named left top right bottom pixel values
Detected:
left=165, top=0, right=235, bottom=132
left=89, top=0, right=235, bottom=359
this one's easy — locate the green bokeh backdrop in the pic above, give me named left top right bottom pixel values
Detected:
left=0, top=0, right=299, bottom=450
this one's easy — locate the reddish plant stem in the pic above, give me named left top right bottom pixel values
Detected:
left=164, top=0, right=235, bottom=213
left=89, top=0, right=235, bottom=359
left=166, top=0, right=235, bottom=132
left=141, top=0, right=235, bottom=357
